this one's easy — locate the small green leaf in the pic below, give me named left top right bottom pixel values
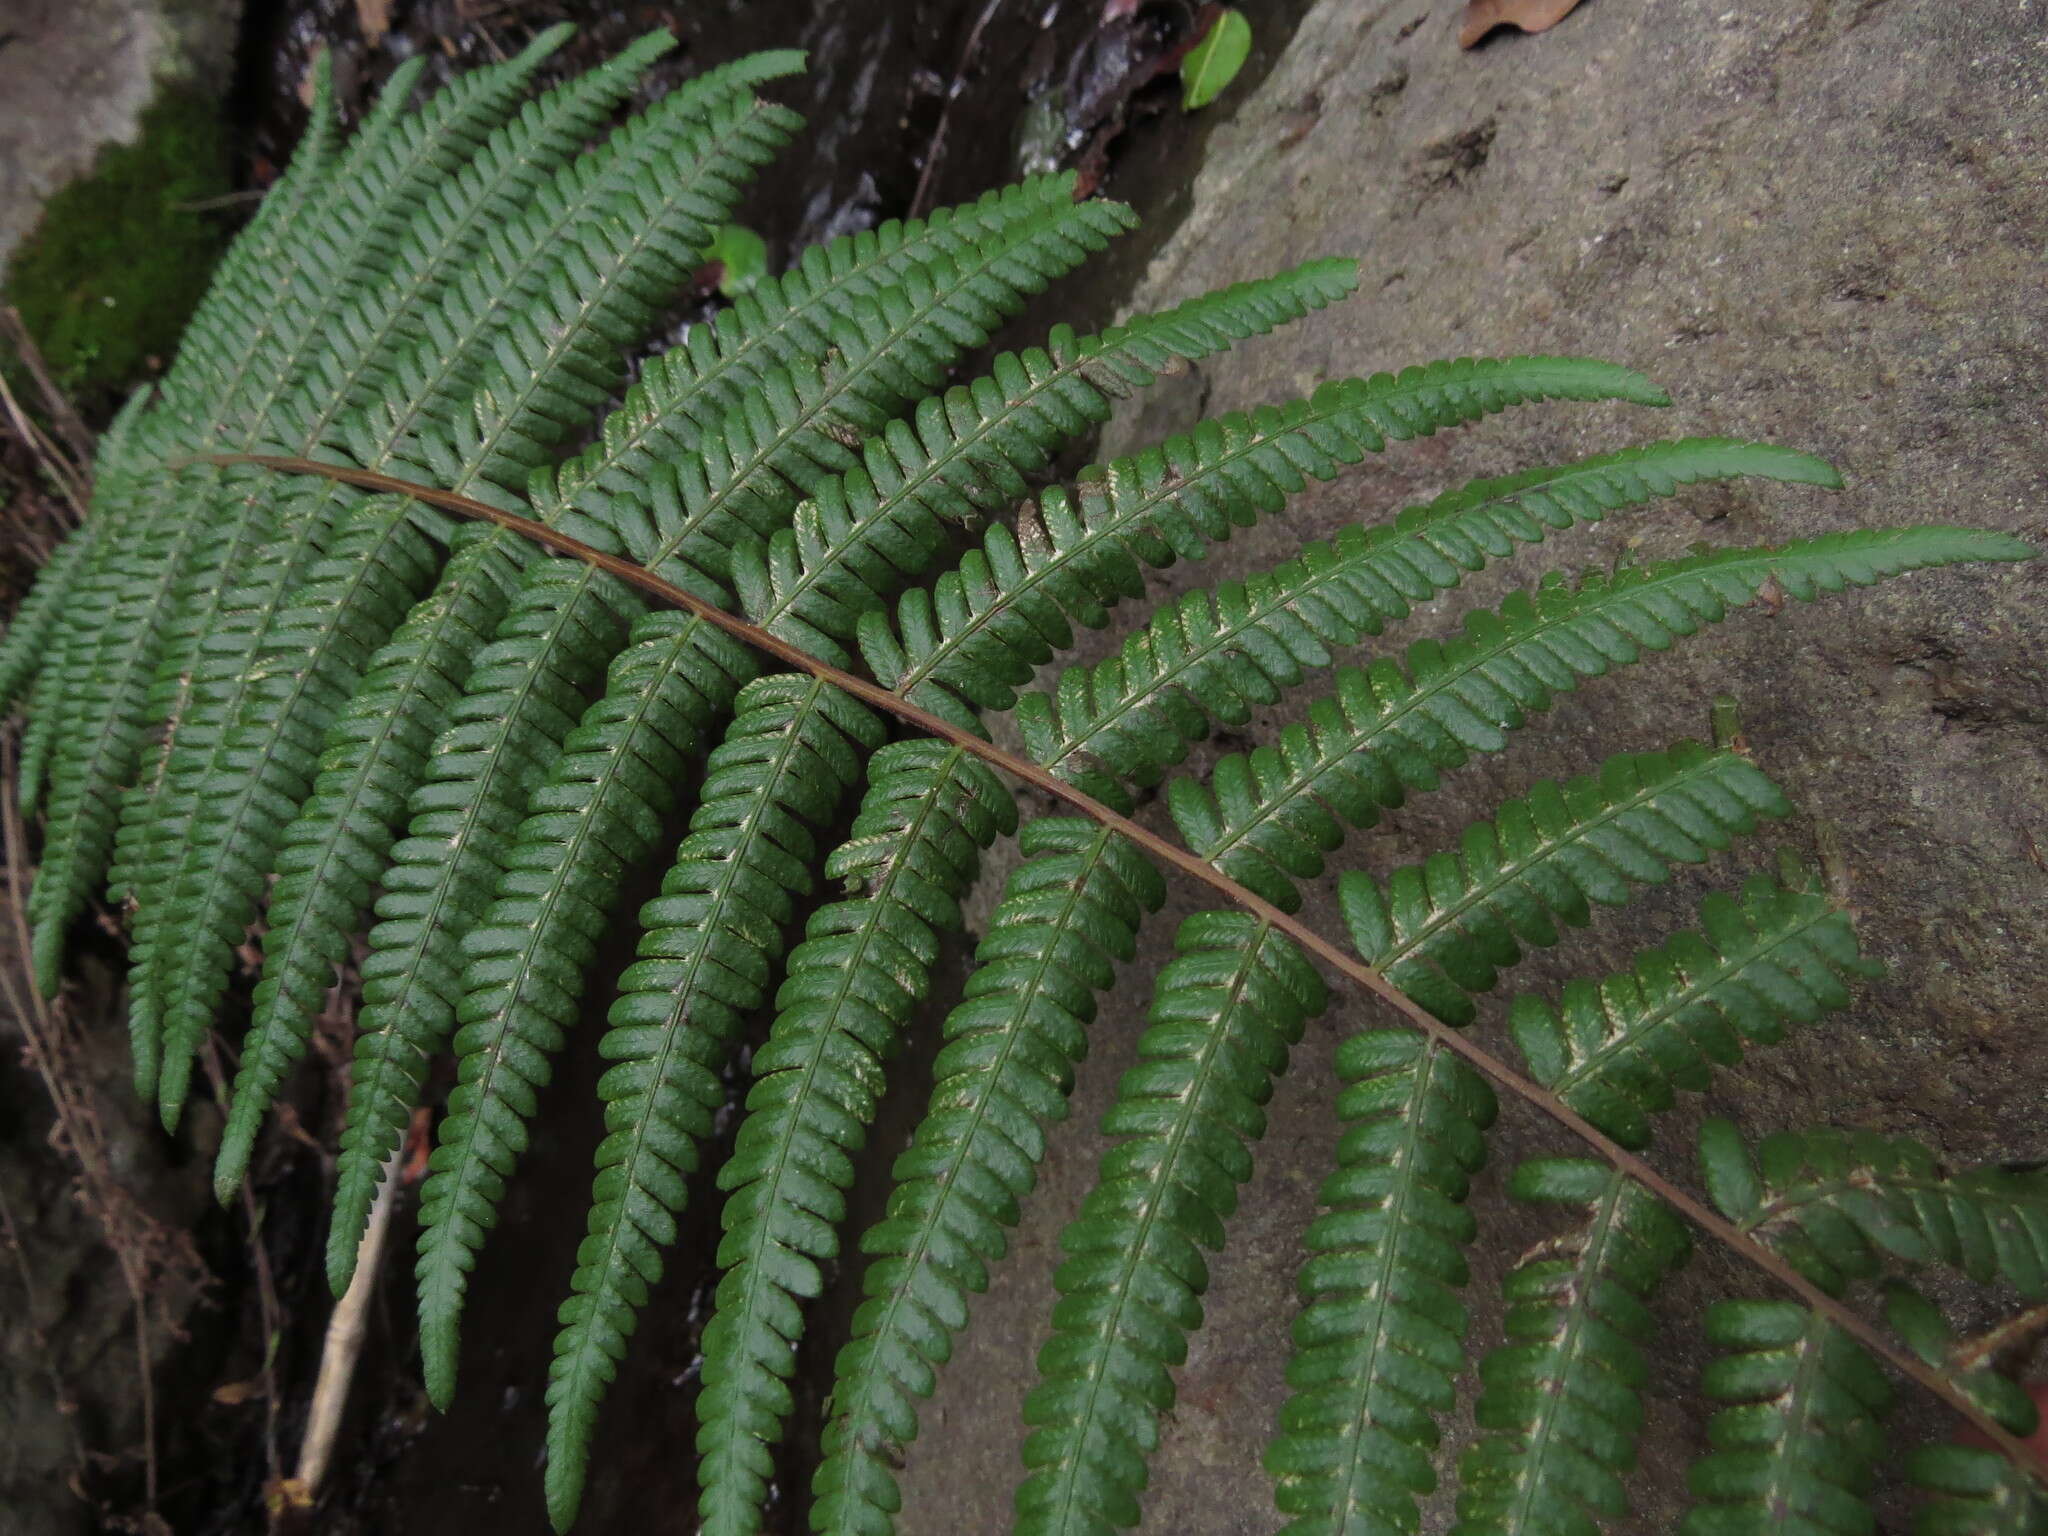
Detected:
left=1181, top=9, right=1252, bottom=111
left=709, top=223, right=768, bottom=297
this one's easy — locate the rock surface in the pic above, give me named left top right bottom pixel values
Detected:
left=896, top=2, right=2047, bottom=1530
left=0, top=0, right=240, bottom=264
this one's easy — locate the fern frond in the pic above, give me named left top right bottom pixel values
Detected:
left=871, top=433, right=1817, bottom=735
left=428, top=261, right=1346, bottom=1406
left=1699, top=1121, right=2048, bottom=1299
left=555, top=171, right=1120, bottom=496
left=1509, top=871, right=1877, bottom=1149
left=1682, top=1300, right=1891, bottom=1536
left=543, top=674, right=885, bottom=1531
left=1019, top=435, right=1845, bottom=803
left=1014, top=913, right=1328, bottom=1536
left=0, top=526, right=92, bottom=720
left=1167, top=524, right=2027, bottom=907
left=1265, top=1030, right=1499, bottom=1536
left=423, top=244, right=1249, bottom=1368
left=129, top=89, right=801, bottom=1126
left=409, top=617, right=762, bottom=1398
left=1451, top=1159, right=1691, bottom=1536
left=217, top=530, right=519, bottom=1204
left=1339, top=742, right=1788, bottom=1024
left=692, top=742, right=1016, bottom=1535
left=728, top=258, right=1362, bottom=661
left=1908, top=1446, right=2048, bottom=1536
left=811, top=818, right=1166, bottom=1535
left=26, top=31, right=576, bottom=991
left=312, top=183, right=1117, bottom=1253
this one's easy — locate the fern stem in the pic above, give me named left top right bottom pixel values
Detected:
left=211, top=453, right=2048, bottom=1485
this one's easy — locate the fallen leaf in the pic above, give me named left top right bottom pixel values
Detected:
left=357, top=0, right=392, bottom=46
left=706, top=224, right=767, bottom=299
left=1459, top=0, right=1584, bottom=49
left=1181, top=8, right=1252, bottom=111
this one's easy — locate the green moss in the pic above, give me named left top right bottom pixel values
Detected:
left=2, top=87, right=232, bottom=413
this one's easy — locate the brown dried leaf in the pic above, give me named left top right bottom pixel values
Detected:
left=1459, top=0, right=1584, bottom=48
left=356, top=0, right=393, bottom=46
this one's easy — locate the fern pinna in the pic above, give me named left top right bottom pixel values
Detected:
left=5, top=32, right=2043, bottom=1536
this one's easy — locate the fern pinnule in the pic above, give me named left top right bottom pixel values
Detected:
left=544, top=674, right=886, bottom=1531
left=1265, top=1030, right=1499, bottom=1536
left=1015, top=912, right=1329, bottom=1536
left=133, top=85, right=803, bottom=1127
left=306, top=181, right=1123, bottom=1248
left=412, top=615, right=760, bottom=1405
left=1683, top=1300, right=1891, bottom=1536
left=1007, top=358, right=1678, bottom=804
left=1340, top=742, right=1787, bottom=1023
left=1173, top=525, right=2025, bottom=914
left=694, top=741, right=1017, bottom=1536
left=812, top=817, right=1165, bottom=1536
left=1509, top=871, right=1876, bottom=1150
left=1700, top=1121, right=2048, bottom=1301
left=867, top=429, right=1816, bottom=735
left=1906, top=1444, right=2048, bottom=1536
left=1451, top=1159, right=1692, bottom=1536
left=26, top=29, right=571, bottom=999
left=1018, top=743, right=1773, bottom=1536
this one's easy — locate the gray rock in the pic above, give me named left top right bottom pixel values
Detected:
left=898, top=1, right=2047, bottom=1531
left=0, top=0, right=242, bottom=264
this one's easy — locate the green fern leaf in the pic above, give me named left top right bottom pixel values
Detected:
left=1026, top=437, right=1835, bottom=803
left=411, top=617, right=762, bottom=1402
left=544, top=674, right=885, bottom=1531
left=811, top=819, right=1166, bottom=1535
left=128, top=88, right=801, bottom=1126
left=555, top=170, right=1124, bottom=498
left=1509, top=871, right=1877, bottom=1149
left=26, top=31, right=576, bottom=994
left=730, top=258, right=1362, bottom=662
left=313, top=182, right=1119, bottom=1260
left=1682, top=1300, right=1891, bottom=1536
left=1339, top=742, right=1787, bottom=1024
left=1015, top=913, right=1327, bottom=1536
left=872, top=433, right=1821, bottom=735
left=1451, top=1159, right=1692, bottom=1536
left=422, top=259, right=1344, bottom=1390
left=1172, top=525, right=2029, bottom=911
left=1699, top=1121, right=2048, bottom=1299
left=1908, top=1446, right=2048, bottom=1536
left=692, top=742, right=1015, bottom=1536
left=411, top=216, right=1191, bottom=1364
left=1265, top=1030, right=1499, bottom=1536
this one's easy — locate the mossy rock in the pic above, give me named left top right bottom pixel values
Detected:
left=2, top=87, right=232, bottom=414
